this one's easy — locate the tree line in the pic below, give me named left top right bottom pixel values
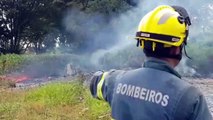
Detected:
left=0, top=0, right=137, bottom=54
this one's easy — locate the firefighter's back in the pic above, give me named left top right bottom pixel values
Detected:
left=110, top=66, right=210, bottom=120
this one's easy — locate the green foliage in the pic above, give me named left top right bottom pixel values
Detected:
left=187, top=40, right=213, bottom=75
left=0, top=0, right=55, bottom=54
left=22, top=54, right=70, bottom=75
left=88, top=0, right=131, bottom=15
left=99, top=42, right=213, bottom=76
left=1, top=46, right=213, bottom=77
left=0, top=53, right=79, bottom=75
left=0, top=0, right=134, bottom=54
left=0, top=54, right=27, bottom=75
left=99, top=45, right=145, bottom=69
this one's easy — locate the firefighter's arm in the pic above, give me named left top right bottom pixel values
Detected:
left=90, top=70, right=123, bottom=102
left=90, top=71, right=108, bottom=101
left=174, top=86, right=212, bottom=120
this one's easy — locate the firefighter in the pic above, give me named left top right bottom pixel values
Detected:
left=90, top=5, right=212, bottom=120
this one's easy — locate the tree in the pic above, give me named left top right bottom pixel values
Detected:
left=0, top=0, right=135, bottom=54
left=0, top=0, right=60, bottom=54
left=0, top=0, right=41, bottom=54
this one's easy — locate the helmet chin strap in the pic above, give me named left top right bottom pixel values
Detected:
left=175, top=44, right=192, bottom=60
left=172, top=44, right=192, bottom=61
left=183, top=44, right=192, bottom=59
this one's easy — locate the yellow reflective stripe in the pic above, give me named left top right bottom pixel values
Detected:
left=135, top=37, right=183, bottom=47
left=141, top=40, right=144, bottom=49
left=97, top=72, right=108, bottom=100
left=152, top=42, right=156, bottom=51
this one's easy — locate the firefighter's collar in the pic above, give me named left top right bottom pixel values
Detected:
left=143, top=58, right=181, bottom=78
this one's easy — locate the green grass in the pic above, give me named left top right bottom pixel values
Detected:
left=0, top=81, right=111, bottom=120
left=0, top=54, right=111, bottom=119
left=26, top=82, right=84, bottom=106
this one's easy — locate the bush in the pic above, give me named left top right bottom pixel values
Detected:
left=0, top=54, right=27, bottom=75
left=99, top=45, right=145, bottom=70
left=187, top=42, right=213, bottom=76
left=0, top=53, right=81, bottom=76
left=98, top=43, right=213, bottom=77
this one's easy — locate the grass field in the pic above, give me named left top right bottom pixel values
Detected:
left=0, top=80, right=111, bottom=120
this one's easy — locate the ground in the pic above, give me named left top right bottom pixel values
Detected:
left=0, top=77, right=213, bottom=119
left=186, top=78, right=213, bottom=115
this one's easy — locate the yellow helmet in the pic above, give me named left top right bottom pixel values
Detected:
left=135, top=5, right=191, bottom=51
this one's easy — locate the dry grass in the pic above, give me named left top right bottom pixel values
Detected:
left=0, top=81, right=111, bottom=120
left=0, top=78, right=16, bottom=89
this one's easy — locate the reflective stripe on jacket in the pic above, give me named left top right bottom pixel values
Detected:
left=90, top=58, right=212, bottom=120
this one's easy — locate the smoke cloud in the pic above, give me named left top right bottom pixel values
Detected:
left=62, top=0, right=213, bottom=75
left=6, top=0, right=212, bottom=81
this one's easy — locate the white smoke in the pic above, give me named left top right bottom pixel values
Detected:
left=63, top=0, right=213, bottom=74
left=88, top=0, right=209, bottom=70
left=176, top=58, right=197, bottom=77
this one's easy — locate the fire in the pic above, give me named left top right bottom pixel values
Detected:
left=0, top=74, right=31, bottom=83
